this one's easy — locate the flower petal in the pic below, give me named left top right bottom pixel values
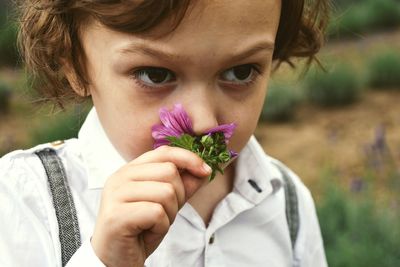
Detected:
left=229, top=150, right=238, bottom=158
left=172, top=104, right=194, bottom=134
left=159, top=104, right=194, bottom=135
left=151, top=125, right=181, bottom=139
left=206, top=123, right=237, bottom=140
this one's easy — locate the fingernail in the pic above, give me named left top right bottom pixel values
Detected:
left=202, top=163, right=212, bottom=174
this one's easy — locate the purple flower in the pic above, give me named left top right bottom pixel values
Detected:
left=151, top=104, right=237, bottom=149
left=151, top=104, right=194, bottom=148
left=152, top=104, right=238, bottom=180
left=229, top=150, right=238, bottom=158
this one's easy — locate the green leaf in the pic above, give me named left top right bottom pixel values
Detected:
left=167, top=134, right=195, bottom=150
left=167, top=132, right=235, bottom=181
left=200, top=135, right=214, bottom=146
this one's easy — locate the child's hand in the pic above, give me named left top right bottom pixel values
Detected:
left=90, top=146, right=212, bottom=267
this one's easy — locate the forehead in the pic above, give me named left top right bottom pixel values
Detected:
left=180, top=0, right=281, bottom=36
left=81, top=0, right=281, bottom=62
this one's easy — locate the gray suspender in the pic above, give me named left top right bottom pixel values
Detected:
left=248, top=161, right=300, bottom=254
left=274, top=162, right=300, bottom=250
left=35, top=148, right=81, bottom=266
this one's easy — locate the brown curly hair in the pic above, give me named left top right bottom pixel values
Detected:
left=17, top=0, right=330, bottom=107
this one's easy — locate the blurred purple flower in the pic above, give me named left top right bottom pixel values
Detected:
left=364, top=124, right=391, bottom=171
left=372, top=124, right=386, bottom=153
left=151, top=103, right=237, bottom=150
left=350, top=177, right=365, bottom=193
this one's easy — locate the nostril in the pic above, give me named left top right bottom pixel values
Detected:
left=192, top=121, right=219, bottom=136
left=180, top=100, right=219, bottom=135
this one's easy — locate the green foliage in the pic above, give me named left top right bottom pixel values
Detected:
left=29, top=106, right=88, bottom=145
left=366, top=0, right=400, bottom=30
left=331, top=0, right=365, bottom=10
left=328, top=4, right=370, bottom=38
left=318, top=182, right=400, bottom=267
left=0, top=81, right=12, bottom=114
left=304, top=64, right=361, bottom=107
left=260, top=83, right=300, bottom=122
left=328, top=0, right=400, bottom=39
left=367, top=51, right=400, bottom=89
left=0, top=16, right=19, bottom=67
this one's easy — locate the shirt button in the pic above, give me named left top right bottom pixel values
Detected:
left=209, top=233, right=215, bottom=244
left=51, top=140, right=64, bottom=147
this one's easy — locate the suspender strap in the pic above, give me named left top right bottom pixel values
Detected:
left=274, top=163, right=300, bottom=249
left=35, top=148, right=81, bottom=266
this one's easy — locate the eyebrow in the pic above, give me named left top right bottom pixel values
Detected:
left=116, top=41, right=275, bottom=63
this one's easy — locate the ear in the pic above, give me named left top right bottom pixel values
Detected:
left=61, top=59, right=91, bottom=97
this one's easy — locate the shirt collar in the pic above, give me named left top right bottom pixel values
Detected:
left=232, top=136, right=283, bottom=204
left=78, top=107, right=127, bottom=189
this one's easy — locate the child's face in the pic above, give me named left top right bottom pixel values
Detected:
left=79, top=0, right=281, bottom=161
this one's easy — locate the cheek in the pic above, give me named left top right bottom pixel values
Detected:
left=229, top=96, right=266, bottom=152
left=111, top=109, right=161, bottom=160
left=231, top=116, right=259, bottom=152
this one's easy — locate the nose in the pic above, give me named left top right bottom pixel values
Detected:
left=183, top=87, right=219, bottom=136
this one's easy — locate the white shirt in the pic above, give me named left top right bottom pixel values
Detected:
left=0, top=108, right=327, bottom=267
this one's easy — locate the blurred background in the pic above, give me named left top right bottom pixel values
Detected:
left=1, top=0, right=400, bottom=265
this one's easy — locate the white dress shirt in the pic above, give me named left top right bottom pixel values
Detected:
left=0, top=108, right=327, bottom=267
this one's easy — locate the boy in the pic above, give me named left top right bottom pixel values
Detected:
left=1, top=0, right=329, bottom=266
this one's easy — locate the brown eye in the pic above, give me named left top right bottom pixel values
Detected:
left=221, top=64, right=254, bottom=83
left=233, top=65, right=252, bottom=80
left=134, top=67, right=175, bottom=85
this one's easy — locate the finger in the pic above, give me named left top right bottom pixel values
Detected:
left=131, top=146, right=212, bottom=178
left=116, top=202, right=170, bottom=244
left=109, top=162, right=186, bottom=207
left=114, top=181, right=179, bottom=223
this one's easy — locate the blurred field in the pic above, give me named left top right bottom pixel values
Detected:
left=260, top=29, right=400, bottom=194
left=257, top=89, right=400, bottom=193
